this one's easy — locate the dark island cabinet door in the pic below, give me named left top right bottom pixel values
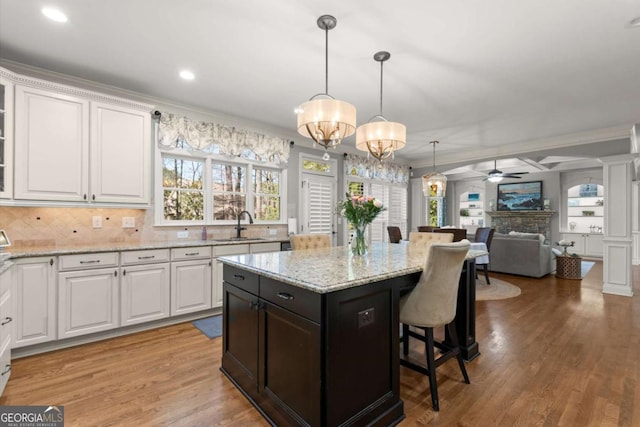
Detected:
left=222, top=283, right=260, bottom=393
left=259, top=300, right=321, bottom=427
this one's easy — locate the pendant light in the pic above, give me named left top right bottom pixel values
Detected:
left=422, top=140, right=447, bottom=197
left=296, top=15, right=357, bottom=161
left=355, top=51, right=406, bottom=162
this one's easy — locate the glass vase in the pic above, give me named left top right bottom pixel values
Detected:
left=351, top=223, right=368, bottom=256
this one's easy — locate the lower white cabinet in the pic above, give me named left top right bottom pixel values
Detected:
left=120, top=249, right=170, bottom=326
left=58, top=253, right=120, bottom=339
left=0, top=264, right=13, bottom=396
left=12, top=257, right=57, bottom=348
left=171, top=247, right=212, bottom=316
left=212, top=244, right=249, bottom=308
left=561, top=233, right=604, bottom=258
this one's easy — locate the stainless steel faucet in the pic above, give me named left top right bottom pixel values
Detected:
left=235, top=210, right=254, bottom=238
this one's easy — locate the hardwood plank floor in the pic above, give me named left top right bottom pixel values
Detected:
left=2, top=262, right=639, bottom=426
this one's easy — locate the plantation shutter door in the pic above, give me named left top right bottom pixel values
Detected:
left=301, top=176, right=336, bottom=242
left=389, top=186, right=408, bottom=240
left=370, top=183, right=389, bottom=243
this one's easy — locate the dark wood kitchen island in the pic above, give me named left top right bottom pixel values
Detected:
left=219, top=242, right=484, bottom=427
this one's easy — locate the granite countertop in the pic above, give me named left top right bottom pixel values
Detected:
left=3, top=237, right=290, bottom=259
left=220, top=242, right=488, bottom=294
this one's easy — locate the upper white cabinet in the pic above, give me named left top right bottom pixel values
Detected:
left=10, top=72, right=152, bottom=205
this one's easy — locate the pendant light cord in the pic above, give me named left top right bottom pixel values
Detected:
left=379, top=60, right=384, bottom=116
left=324, top=26, right=329, bottom=95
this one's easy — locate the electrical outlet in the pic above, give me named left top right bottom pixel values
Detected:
left=269, top=229, right=277, bottom=235
left=177, top=230, right=189, bottom=239
left=122, top=217, right=135, bottom=228
left=92, top=216, right=102, bottom=228
left=358, top=307, right=375, bottom=328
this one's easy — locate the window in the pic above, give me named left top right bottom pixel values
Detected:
left=427, top=198, right=444, bottom=227
left=212, top=162, right=246, bottom=220
left=157, top=152, right=285, bottom=225
left=162, top=156, right=204, bottom=221
left=253, top=167, right=280, bottom=221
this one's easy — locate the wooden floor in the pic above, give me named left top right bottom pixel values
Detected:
left=2, top=262, right=639, bottom=426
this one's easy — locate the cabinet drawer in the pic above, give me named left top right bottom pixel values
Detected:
left=223, top=265, right=259, bottom=295
left=213, top=244, right=250, bottom=257
left=121, top=249, right=170, bottom=265
left=171, top=246, right=211, bottom=261
left=260, top=277, right=321, bottom=323
left=59, top=252, right=118, bottom=270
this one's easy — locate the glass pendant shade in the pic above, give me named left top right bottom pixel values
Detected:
left=297, top=98, right=357, bottom=150
left=355, top=121, right=406, bottom=160
left=422, top=172, right=447, bottom=197
left=422, top=140, right=447, bottom=197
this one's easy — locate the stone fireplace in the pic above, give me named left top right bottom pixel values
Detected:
left=486, top=210, right=556, bottom=240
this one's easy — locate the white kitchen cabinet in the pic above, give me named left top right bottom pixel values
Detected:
left=90, top=102, right=151, bottom=203
left=561, top=233, right=604, bottom=258
left=13, top=78, right=152, bottom=204
left=58, top=253, right=119, bottom=339
left=0, top=264, right=13, bottom=396
left=14, top=85, right=89, bottom=202
left=212, top=244, right=249, bottom=308
left=120, top=249, right=170, bottom=326
left=171, top=247, right=212, bottom=315
left=12, top=257, right=57, bottom=348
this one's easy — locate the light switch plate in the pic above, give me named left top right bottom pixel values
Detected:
left=269, top=229, right=277, bottom=235
left=92, top=216, right=102, bottom=228
left=177, top=230, right=189, bottom=239
left=122, top=217, right=135, bottom=228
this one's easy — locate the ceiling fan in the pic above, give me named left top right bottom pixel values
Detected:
left=483, top=160, right=529, bottom=182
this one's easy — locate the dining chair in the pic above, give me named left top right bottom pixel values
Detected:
left=473, top=227, right=495, bottom=284
left=417, top=226, right=437, bottom=232
left=387, top=226, right=402, bottom=243
left=399, top=240, right=471, bottom=411
left=290, top=234, right=331, bottom=250
left=433, top=228, right=467, bottom=242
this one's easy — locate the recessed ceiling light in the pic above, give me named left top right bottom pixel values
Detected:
left=42, top=7, right=68, bottom=23
left=179, top=70, right=195, bottom=81
left=629, top=17, right=640, bottom=28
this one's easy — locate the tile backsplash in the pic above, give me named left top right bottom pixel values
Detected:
left=0, top=207, right=287, bottom=248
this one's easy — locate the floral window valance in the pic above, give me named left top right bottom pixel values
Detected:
left=157, top=111, right=290, bottom=165
left=344, top=153, right=410, bottom=184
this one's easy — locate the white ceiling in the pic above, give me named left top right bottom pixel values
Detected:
left=1, top=0, right=638, bottom=171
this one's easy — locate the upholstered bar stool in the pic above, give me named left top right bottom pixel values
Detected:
left=399, top=240, right=471, bottom=411
left=290, top=234, right=331, bottom=250
left=387, top=226, right=402, bottom=243
left=433, top=228, right=467, bottom=242
left=408, top=231, right=453, bottom=256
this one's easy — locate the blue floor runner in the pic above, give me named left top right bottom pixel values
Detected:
left=581, top=261, right=595, bottom=278
left=192, top=315, right=222, bottom=339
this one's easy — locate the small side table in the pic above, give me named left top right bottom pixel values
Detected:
left=556, top=255, right=582, bottom=280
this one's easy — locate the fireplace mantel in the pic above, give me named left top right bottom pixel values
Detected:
left=486, top=210, right=557, bottom=239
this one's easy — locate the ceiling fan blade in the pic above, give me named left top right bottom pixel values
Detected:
left=510, top=172, right=529, bottom=175
left=501, top=174, right=523, bottom=179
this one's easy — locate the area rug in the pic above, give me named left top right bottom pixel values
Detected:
left=475, top=277, right=521, bottom=301
left=193, top=315, right=222, bottom=339
left=581, top=261, right=595, bottom=278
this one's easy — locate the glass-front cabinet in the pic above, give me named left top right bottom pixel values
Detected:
left=0, top=73, right=13, bottom=199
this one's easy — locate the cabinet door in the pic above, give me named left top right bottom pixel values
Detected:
left=90, top=103, right=150, bottom=203
left=260, top=301, right=321, bottom=427
left=14, top=85, right=89, bottom=201
left=58, top=267, right=119, bottom=338
left=12, top=257, right=57, bottom=348
left=121, top=263, right=170, bottom=326
left=171, top=260, right=212, bottom=315
left=221, top=283, right=259, bottom=393
left=212, top=260, right=223, bottom=308
left=586, top=234, right=604, bottom=257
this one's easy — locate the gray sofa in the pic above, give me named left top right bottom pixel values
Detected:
left=488, top=232, right=555, bottom=278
